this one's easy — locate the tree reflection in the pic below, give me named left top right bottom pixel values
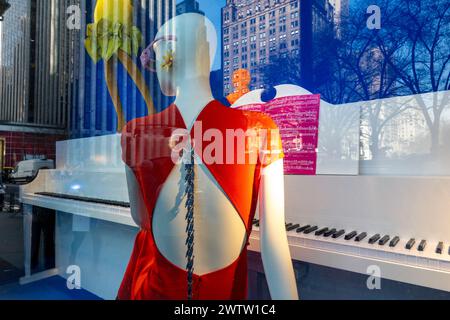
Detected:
left=260, top=0, right=450, bottom=170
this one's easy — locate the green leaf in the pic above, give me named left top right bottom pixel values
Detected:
left=131, top=27, right=143, bottom=55
left=97, top=19, right=112, bottom=36
left=121, top=35, right=132, bottom=56
left=131, top=26, right=143, bottom=46
left=84, top=21, right=142, bottom=61
left=122, top=25, right=131, bottom=36
left=84, top=38, right=100, bottom=63
left=86, top=23, right=97, bottom=37
left=103, top=37, right=122, bottom=61
left=98, top=35, right=110, bottom=54
left=132, top=38, right=140, bottom=56
left=112, top=22, right=123, bottom=37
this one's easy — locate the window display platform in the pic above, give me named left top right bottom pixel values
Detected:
left=4, top=252, right=450, bottom=300
left=248, top=252, right=450, bottom=300
left=0, top=258, right=23, bottom=287
left=0, top=276, right=101, bottom=300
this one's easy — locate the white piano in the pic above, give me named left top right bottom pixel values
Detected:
left=20, top=134, right=137, bottom=299
left=20, top=133, right=450, bottom=298
left=250, top=175, right=450, bottom=293
left=21, top=134, right=133, bottom=227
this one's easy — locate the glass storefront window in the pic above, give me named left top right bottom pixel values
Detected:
left=0, top=0, right=449, bottom=303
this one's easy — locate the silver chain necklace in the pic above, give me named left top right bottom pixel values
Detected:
left=184, top=147, right=195, bottom=300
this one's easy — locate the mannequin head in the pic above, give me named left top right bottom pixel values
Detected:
left=149, top=13, right=217, bottom=96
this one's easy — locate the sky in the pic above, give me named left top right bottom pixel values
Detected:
left=177, top=0, right=225, bottom=70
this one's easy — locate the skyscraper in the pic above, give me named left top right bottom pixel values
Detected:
left=328, top=0, right=349, bottom=37
left=0, top=0, right=33, bottom=125
left=0, top=0, right=77, bottom=167
left=0, top=0, right=78, bottom=128
left=221, top=0, right=335, bottom=95
left=328, top=0, right=349, bottom=23
left=176, top=0, right=204, bottom=15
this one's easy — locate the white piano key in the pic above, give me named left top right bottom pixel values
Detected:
left=427, top=258, right=439, bottom=270
left=346, top=243, right=358, bottom=255
left=439, top=260, right=450, bottom=272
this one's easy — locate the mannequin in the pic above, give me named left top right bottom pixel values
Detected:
left=119, top=13, right=298, bottom=300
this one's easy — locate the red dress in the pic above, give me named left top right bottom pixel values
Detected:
left=118, top=100, right=284, bottom=300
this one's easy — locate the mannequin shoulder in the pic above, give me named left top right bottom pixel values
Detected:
left=121, top=106, right=182, bottom=136
left=222, top=106, right=280, bottom=133
left=240, top=109, right=280, bottom=132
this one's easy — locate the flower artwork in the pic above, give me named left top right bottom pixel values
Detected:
left=161, top=49, right=175, bottom=71
left=84, top=0, right=155, bottom=131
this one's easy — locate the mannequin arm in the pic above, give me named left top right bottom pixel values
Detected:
left=259, top=159, right=299, bottom=300
left=125, top=165, right=148, bottom=228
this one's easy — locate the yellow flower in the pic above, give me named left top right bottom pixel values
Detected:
left=161, top=50, right=175, bottom=70
left=94, top=0, right=133, bottom=26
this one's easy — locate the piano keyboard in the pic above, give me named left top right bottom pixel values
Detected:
left=249, top=219, right=450, bottom=292
left=35, top=192, right=130, bottom=208
left=253, top=219, right=450, bottom=256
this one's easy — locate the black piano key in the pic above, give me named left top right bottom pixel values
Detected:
left=345, top=231, right=357, bottom=241
left=436, top=242, right=444, bottom=254
left=332, top=229, right=345, bottom=239
left=378, top=235, right=390, bottom=246
left=252, top=219, right=259, bottom=225
left=323, top=228, right=337, bottom=237
left=286, top=223, right=293, bottom=228
left=315, top=227, right=329, bottom=236
left=406, top=238, right=416, bottom=250
left=368, top=234, right=381, bottom=244
left=35, top=192, right=130, bottom=208
left=355, top=232, right=367, bottom=242
left=304, top=226, right=319, bottom=234
left=418, top=240, right=427, bottom=252
left=389, top=236, right=400, bottom=247
left=286, top=224, right=300, bottom=232
left=296, top=225, right=310, bottom=233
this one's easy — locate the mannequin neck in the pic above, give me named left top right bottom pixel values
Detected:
left=174, top=75, right=214, bottom=129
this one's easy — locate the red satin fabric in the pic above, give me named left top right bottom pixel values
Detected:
left=118, top=100, right=283, bottom=300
